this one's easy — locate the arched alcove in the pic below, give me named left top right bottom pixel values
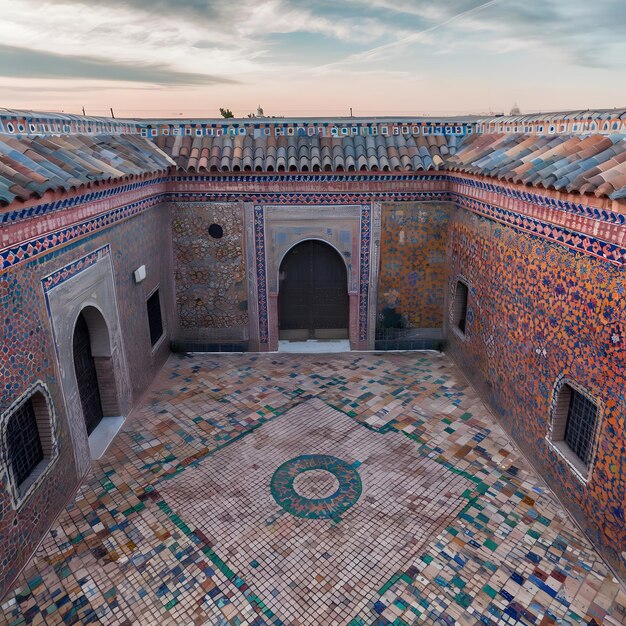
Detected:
left=72, top=306, right=120, bottom=436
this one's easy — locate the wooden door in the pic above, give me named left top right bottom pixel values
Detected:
left=279, top=240, right=349, bottom=340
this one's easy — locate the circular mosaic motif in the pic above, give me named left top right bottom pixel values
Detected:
left=270, top=454, right=362, bottom=520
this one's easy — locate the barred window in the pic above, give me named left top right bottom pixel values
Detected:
left=2, top=385, right=56, bottom=505
left=564, top=390, right=598, bottom=467
left=7, top=399, right=44, bottom=488
left=550, top=382, right=599, bottom=478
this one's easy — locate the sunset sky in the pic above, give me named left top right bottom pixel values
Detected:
left=1, top=0, right=625, bottom=118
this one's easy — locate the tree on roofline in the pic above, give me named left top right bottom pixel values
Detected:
left=219, top=108, right=234, bottom=118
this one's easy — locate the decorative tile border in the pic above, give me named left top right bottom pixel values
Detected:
left=252, top=203, right=373, bottom=347
left=168, top=191, right=450, bottom=205
left=4, top=172, right=624, bottom=230
left=0, top=111, right=141, bottom=137
left=455, top=194, right=626, bottom=266
left=448, top=175, right=626, bottom=225
left=475, top=112, right=626, bottom=136
left=41, top=245, right=110, bottom=293
left=359, top=204, right=372, bottom=342
left=253, top=206, right=269, bottom=345
left=171, top=174, right=626, bottom=227
left=172, top=174, right=448, bottom=184
left=1, top=195, right=165, bottom=272
left=1, top=177, right=168, bottom=226
left=144, top=119, right=471, bottom=139
left=3, top=172, right=625, bottom=275
left=4, top=109, right=624, bottom=140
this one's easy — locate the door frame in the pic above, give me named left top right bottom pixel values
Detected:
left=42, top=246, right=132, bottom=476
left=245, top=203, right=381, bottom=351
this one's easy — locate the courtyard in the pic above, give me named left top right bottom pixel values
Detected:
left=1, top=352, right=625, bottom=625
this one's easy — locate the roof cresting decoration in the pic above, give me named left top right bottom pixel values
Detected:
left=1, top=108, right=625, bottom=138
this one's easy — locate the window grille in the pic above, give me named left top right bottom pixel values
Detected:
left=564, top=389, right=598, bottom=466
left=147, top=289, right=164, bottom=347
left=6, top=399, right=44, bottom=488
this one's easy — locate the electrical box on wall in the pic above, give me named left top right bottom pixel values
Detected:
left=134, top=265, right=146, bottom=283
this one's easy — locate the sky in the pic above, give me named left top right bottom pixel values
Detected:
left=0, top=0, right=625, bottom=118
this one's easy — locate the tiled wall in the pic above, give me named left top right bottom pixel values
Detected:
left=171, top=202, right=249, bottom=349
left=0, top=264, right=77, bottom=595
left=377, top=202, right=450, bottom=343
left=445, top=208, right=626, bottom=575
left=0, top=204, right=174, bottom=593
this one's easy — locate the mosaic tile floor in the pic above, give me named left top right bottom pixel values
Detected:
left=2, top=352, right=625, bottom=626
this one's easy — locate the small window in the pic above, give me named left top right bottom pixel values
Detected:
left=452, top=280, right=469, bottom=335
left=208, top=223, right=223, bottom=239
left=2, top=384, right=57, bottom=506
left=7, top=399, right=44, bottom=489
left=564, top=388, right=598, bottom=466
left=147, top=289, right=164, bottom=347
left=550, top=382, right=599, bottom=478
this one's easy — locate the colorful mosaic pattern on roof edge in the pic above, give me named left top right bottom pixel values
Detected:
left=0, top=134, right=173, bottom=206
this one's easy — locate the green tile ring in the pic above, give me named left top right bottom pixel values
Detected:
left=270, top=454, right=362, bottom=520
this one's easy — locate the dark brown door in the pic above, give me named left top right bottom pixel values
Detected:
left=73, top=313, right=104, bottom=435
left=279, top=240, right=349, bottom=340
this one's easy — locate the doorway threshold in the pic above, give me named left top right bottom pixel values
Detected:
left=88, top=416, right=125, bottom=460
left=278, top=339, right=351, bottom=353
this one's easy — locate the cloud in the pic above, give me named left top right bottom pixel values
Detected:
left=344, top=0, right=626, bottom=69
left=316, top=0, right=503, bottom=69
left=42, top=0, right=407, bottom=44
left=0, top=45, right=238, bottom=85
left=1, top=0, right=624, bottom=116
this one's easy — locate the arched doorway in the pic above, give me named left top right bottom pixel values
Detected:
left=72, top=309, right=108, bottom=436
left=279, top=240, right=349, bottom=340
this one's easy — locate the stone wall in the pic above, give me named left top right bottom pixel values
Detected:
left=171, top=202, right=249, bottom=350
left=376, top=202, right=450, bottom=349
left=0, top=203, right=174, bottom=593
left=445, top=208, right=626, bottom=575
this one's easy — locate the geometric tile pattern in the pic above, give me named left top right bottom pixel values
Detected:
left=160, top=399, right=469, bottom=624
left=1, top=353, right=625, bottom=625
left=270, top=452, right=362, bottom=520
left=41, top=245, right=110, bottom=293
left=1, top=195, right=165, bottom=271
left=4, top=172, right=625, bottom=277
left=377, top=202, right=450, bottom=330
left=455, top=194, right=626, bottom=265
left=446, top=208, right=626, bottom=569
